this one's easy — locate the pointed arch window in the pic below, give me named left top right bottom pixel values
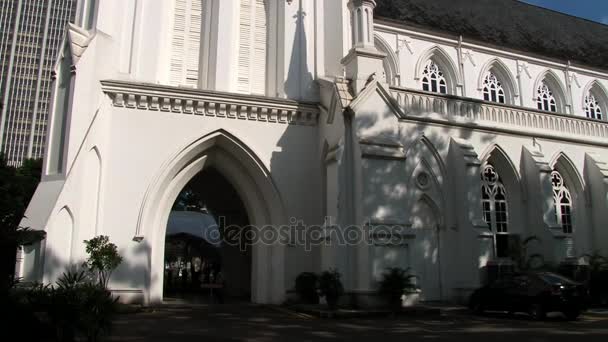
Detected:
left=537, top=82, right=557, bottom=112
left=481, top=164, right=509, bottom=258
left=551, top=171, right=573, bottom=234
left=422, top=60, right=447, bottom=94
left=584, top=93, right=603, bottom=120
left=483, top=73, right=506, bottom=104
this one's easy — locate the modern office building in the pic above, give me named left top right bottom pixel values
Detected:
left=0, top=0, right=77, bottom=166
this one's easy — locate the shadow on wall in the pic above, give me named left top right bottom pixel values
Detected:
left=35, top=239, right=154, bottom=303
left=355, top=99, right=501, bottom=298
left=284, top=2, right=315, bottom=101
left=269, top=1, right=324, bottom=290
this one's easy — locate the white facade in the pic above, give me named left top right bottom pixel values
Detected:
left=20, top=0, right=608, bottom=305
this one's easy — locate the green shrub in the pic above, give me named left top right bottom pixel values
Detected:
left=83, top=235, right=123, bottom=288
left=295, top=272, right=319, bottom=304
left=318, top=269, right=344, bottom=310
left=378, top=267, right=417, bottom=311
left=25, top=269, right=119, bottom=342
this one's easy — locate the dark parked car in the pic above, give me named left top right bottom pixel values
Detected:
left=469, top=272, right=588, bottom=320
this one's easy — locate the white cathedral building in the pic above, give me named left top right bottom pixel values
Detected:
left=18, top=0, right=608, bottom=305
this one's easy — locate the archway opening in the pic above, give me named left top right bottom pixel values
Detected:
left=163, top=167, right=252, bottom=303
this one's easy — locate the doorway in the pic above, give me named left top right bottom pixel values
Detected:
left=163, top=167, right=252, bottom=302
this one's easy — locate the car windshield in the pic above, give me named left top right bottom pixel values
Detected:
left=537, top=272, right=577, bottom=285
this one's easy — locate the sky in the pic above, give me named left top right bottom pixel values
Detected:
left=520, top=0, right=608, bottom=25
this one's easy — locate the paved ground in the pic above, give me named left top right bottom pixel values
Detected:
left=109, top=303, right=608, bottom=342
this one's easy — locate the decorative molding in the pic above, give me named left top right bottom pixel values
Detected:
left=397, top=36, right=413, bottom=55
left=522, top=145, right=552, bottom=173
left=450, top=138, right=481, bottom=166
left=359, top=135, right=406, bottom=160
left=463, top=49, right=476, bottom=67
left=101, top=80, right=320, bottom=126
left=66, top=23, right=93, bottom=65
left=366, top=221, right=415, bottom=245
left=325, top=144, right=341, bottom=164
left=390, top=87, right=608, bottom=146
left=517, top=61, right=532, bottom=80
left=586, top=152, right=608, bottom=180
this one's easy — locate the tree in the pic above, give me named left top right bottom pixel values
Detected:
left=83, top=236, right=123, bottom=288
left=508, top=235, right=544, bottom=271
left=0, top=154, right=44, bottom=289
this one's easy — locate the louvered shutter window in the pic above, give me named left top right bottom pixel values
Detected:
left=170, top=0, right=203, bottom=87
left=237, top=0, right=267, bottom=95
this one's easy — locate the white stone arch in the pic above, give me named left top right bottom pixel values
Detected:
left=415, top=46, right=461, bottom=95
left=405, top=136, right=447, bottom=186
left=533, top=69, right=569, bottom=113
left=404, top=136, right=449, bottom=226
left=549, top=152, right=589, bottom=255
left=136, top=129, right=287, bottom=305
left=43, top=205, right=75, bottom=283
left=477, top=58, right=519, bottom=104
left=374, top=34, right=400, bottom=86
left=479, top=144, right=524, bottom=235
left=88, top=146, right=102, bottom=235
left=582, top=80, right=608, bottom=120
left=480, top=144, right=522, bottom=187
left=549, top=152, right=585, bottom=196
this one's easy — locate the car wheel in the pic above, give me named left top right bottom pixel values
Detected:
left=563, top=309, right=580, bottom=321
left=528, top=304, right=546, bottom=321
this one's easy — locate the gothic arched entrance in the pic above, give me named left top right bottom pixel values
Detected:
left=137, top=130, right=286, bottom=305
left=163, top=167, right=252, bottom=302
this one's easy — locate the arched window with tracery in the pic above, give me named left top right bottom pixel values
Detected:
left=481, top=164, right=509, bottom=258
left=537, top=82, right=557, bottom=112
left=551, top=170, right=573, bottom=234
left=584, top=93, right=603, bottom=120
left=422, top=60, right=447, bottom=94
left=483, top=73, right=506, bottom=104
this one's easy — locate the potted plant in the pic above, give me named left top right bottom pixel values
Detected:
left=378, top=267, right=417, bottom=312
left=317, top=269, right=344, bottom=310
left=295, top=272, right=319, bottom=304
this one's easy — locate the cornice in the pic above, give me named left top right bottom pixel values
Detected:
left=101, top=80, right=320, bottom=126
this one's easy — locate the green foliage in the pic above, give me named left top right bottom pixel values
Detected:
left=583, top=251, right=608, bottom=306
left=318, top=269, right=344, bottom=309
left=25, top=270, right=119, bottom=342
left=379, top=267, right=417, bottom=297
left=172, top=188, right=203, bottom=211
left=0, top=154, right=43, bottom=289
left=83, top=236, right=123, bottom=288
left=295, top=272, right=319, bottom=304
left=508, top=235, right=545, bottom=271
left=378, top=267, right=418, bottom=311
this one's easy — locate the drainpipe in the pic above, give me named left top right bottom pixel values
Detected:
left=565, top=61, right=574, bottom=115
left=457, top=35, right=466, bottom=97
left=516, top=60, right=525, bottom=107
